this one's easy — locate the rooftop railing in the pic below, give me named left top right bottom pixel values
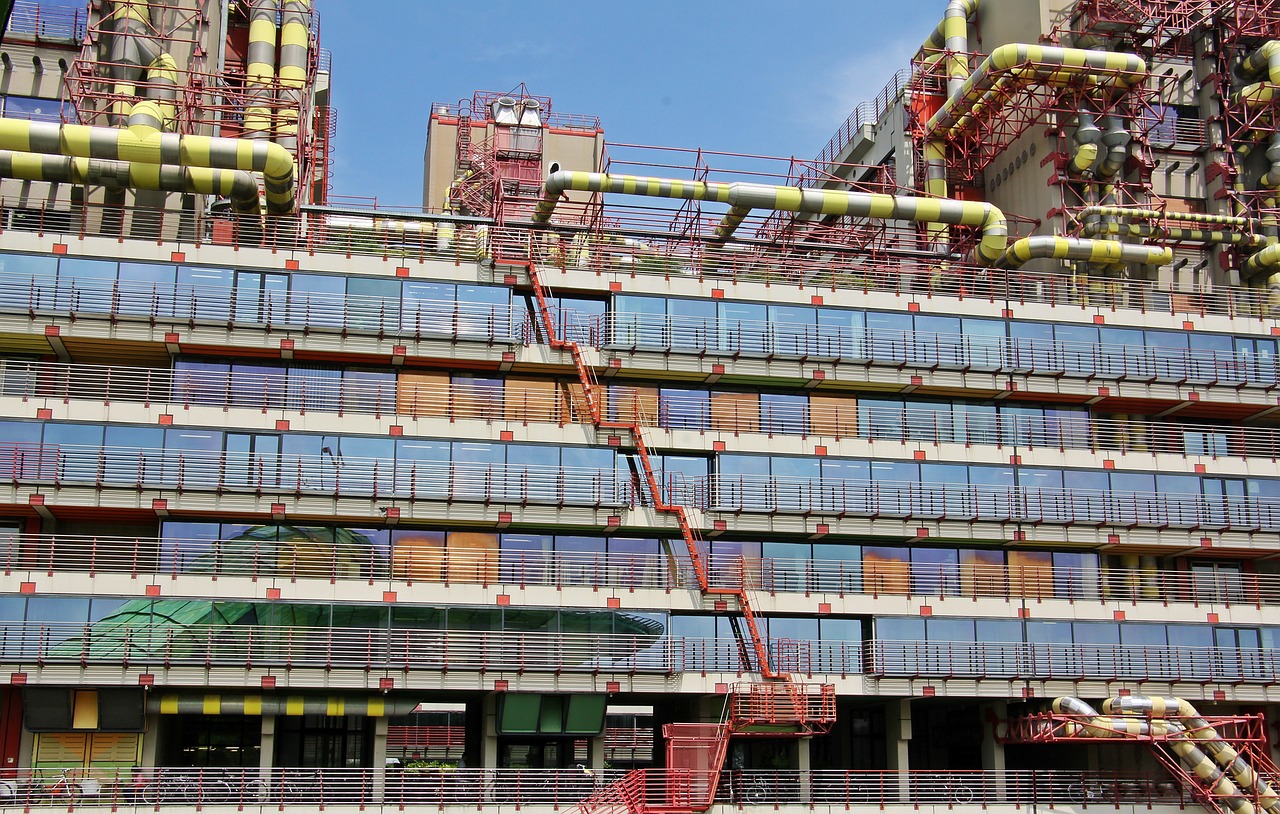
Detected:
left=0, top=767, right=1191, bottom=810
left=5, top=534, right=1275, bottom=609
left=6, top=0, right=88, bottom=43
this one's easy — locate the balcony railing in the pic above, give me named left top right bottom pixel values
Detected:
left=708, top=474, right=1280, bottom=532
left=602, top=313, right=1280, bottom=389
left=0, top=442, right=1274, bottom=531
left=0, top=767, right=1192, bottom=810
left=4, top=197, right=1278, bottom=322
left=6, top=535, right=1277, bottom=611
left=6, top=360, right=1278, bottom=459
left=0, top=442, right=632, bottom=508
left=3, top=623, right=1280, bottom=683
left=0, top=269, right=529, bottom=346
left=6, top=0, right=88, bottom=43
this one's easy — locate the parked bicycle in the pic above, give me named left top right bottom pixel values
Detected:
left=139, top=769, right=233, bottom=805
left=35, top=768, right=95, bottom=804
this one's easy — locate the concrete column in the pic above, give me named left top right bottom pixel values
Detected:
left=885, top=699, right=911, bottom=803
left=797, top=737, right=813, bottom=802
left=259, top=714, right=276, bottom=780
left=588, top=735, right=606, bottom=770
left=980, top=701, right=1007, bottom=801
left=139, top=715, right=159, bottom=768
left=482, top=695, right=499, bottom=774
left=371, top=716, right=389, bottom=801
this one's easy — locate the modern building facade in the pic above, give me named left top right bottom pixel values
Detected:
left=2, top=0, right=1280, bottom=810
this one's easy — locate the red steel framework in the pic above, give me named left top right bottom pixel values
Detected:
left=61, top=0, right=332, bottom=206
left=1003, top=710, right=1280, bottom=814
left=1061, top=0, right=1215, bottom=57
left=908, top=48, right=1159, bottom=187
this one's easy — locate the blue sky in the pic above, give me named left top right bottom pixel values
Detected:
left=320, top=1, right=943, bottom=208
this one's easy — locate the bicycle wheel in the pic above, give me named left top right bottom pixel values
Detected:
left=241, top=778, right=269, bottom=804
left=201, top=779, right=233, bottom=804
left=140, top=782, right=161, bottom=805
left=951, top=784, right=973, bottom=805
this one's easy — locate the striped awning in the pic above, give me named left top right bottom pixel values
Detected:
left=147, top=694, right=421, bottom=717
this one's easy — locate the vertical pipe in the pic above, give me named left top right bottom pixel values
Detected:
left=105, top=0, right=160, bottom=125
left=244, top=0, right=278, bottom=140
left=276, top=0, right=311, bottom=153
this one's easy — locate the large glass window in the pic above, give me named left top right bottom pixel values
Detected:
left=176, top=266, right=234, bottom=321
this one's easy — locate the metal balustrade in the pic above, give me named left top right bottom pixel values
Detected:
left=0, top=269, right=529, bottom=345
left=865, top=640, right=1280, bottom=684
left=602, top=313, right=1280, bottom=388
left=0, top=442, right=630, bottom=508
left=4, top=197, right=1278, bottom=323
left=0, top=623, right=675, bottom=674
left=0, top=441, right=1273, bottom=530
left=7, top=534, right=1274, bottom=610
left=7, top=360, right=1278, bottom=459
left=1, top=622, right=1278, bottom=682
left=0, top=767, right=1188, bottom=809
left=6, top=0, right=88, bottom=42
left=709, top=474, right=1280, bottom=531
left=4, top=255, right=1277, bottom=387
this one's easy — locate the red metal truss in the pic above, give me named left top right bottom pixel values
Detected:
left=1003, top=711, right=1280, bottom=814
left=1061, top=0, right=1216, bottom=57
left=910, top=52, right=1158, bottom=184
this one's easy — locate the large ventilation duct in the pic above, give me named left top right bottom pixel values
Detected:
left=0, top=150, right=261, bottom=213
left=533, top=167, right=1009, bottom=265
left=998, top=236, right=1171, bottom=268
left=244, top=0, right=278, bottom=140
left=1070, top=112, right=1102, bottom=175
left=1095, top=115, right=1131, bottom=179
left=0, top=101, right=297, bottom=213
left=491, top=97, right=520, bottom=125
left=276, top=0, right=311, bottom=153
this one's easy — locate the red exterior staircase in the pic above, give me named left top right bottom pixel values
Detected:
left=515, top=258, right=836, bottom=814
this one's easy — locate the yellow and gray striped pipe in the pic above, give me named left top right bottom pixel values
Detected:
left=1070, top=112, right=1102, bottom=176
left=104, top=0, right=160, bottom=124
left=1083, top=220, right=1268, bottom=248
left=1095, top=115, right=1130, bottom=179
left=1239, top=41, right=1280, bottom=109
left=276, top=0, right=312, bottom=153
left=927, top=45, right=1148, bottom=138
left=147, top=693, right=421, bottom=717
left=1103, top=696, right=1280, bottom=814
left=999, top=236, right=1171, bottom=268
left=1054, top=696, right=1280, bottom=814
left=916, top=0, right=979, bottom=97
left=532, top=167, right=1009, bottom=265
left=1077, top=207, right=1261, bottom=230
left=0, top=149, right=261, bottom=213
left=244, top=0, right=278, bottom=140
left=0, top=103, right=296, bottom=213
